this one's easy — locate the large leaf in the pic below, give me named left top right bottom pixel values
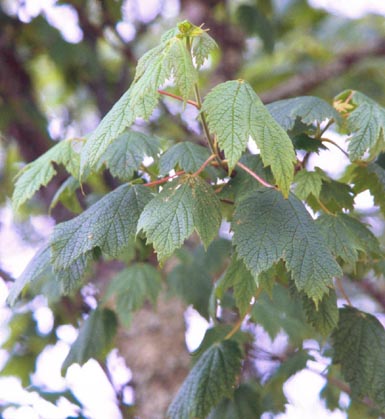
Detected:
left=267, top=96, right=340, bottom=131
left=332, top=306, right=385, bottom=408
left=233, top=189, right=342, bottom=302
left=159, top=142, right=211, bottom=176
left=62, top=308, right=117, bottom=372
left=252, top=284, right=313, bottom=343
left=137, top=176, right=221, bottom=261
left=336, top=90, right=385, bottom=161
left=51, top=184, right=152, bottom=269
left=7, top=244, right=51, bottom=306
left=12, top=139, right=80, bottom=211
left=208, top=383, right=262, bottom=419
left=202, top=80, right=296, bottom=196
left=100, top=130, right=160, bottom=180
left=167, top=340, right=243, bottom=419
left=81, top=25, right=197, bottom=173
left=80, top=88, right=135, bottom=174
left=317, top=213, right=381, bottom=265
left=105, top=264, right=162, bottom=325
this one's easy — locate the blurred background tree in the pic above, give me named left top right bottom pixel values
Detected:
left=1, top=1, right=385, bottom=418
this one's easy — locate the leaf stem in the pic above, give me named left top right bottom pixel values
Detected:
left=236, top=161, right=275, bottom=189
left=316, top=198, right=334, bottom=215
left=225, top=289, right=262, bottom=340
left=185, top=36, right=224, bottom=170
left=143, top=170, right=185, bottom=187
left=320, top=137, right=349, bottom=158
left=335, top=278, right=352, bottom=306
left=158, top=89, right=199, bottom=109
left=192, top=154, right=217, bottom=177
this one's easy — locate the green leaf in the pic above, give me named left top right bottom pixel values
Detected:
left=138, top=176, right=221, bottom=261
left=168, top=239, right=231, bottom=319
left=159, top=142, right=211, bottom=176
left=167, top=340, right=243, bottom=419
left=218, top=255, right=257, bottom=316
left=7, top=244, right=51, bottom=306
left=252, top=284, right=312, bottom=343
left=301, top=290, right=339, bottom=336
left=233, top=189, right=342, bottom=302
left=336, top=90, right=385, bottom=161
left=317, top=213, right=381, bottom=265
left=349, top=163, right=385, bottom=216
left=12, top=139, right=80, bottom=212
left=192, top=31, right=218, bottom=68
left=332, top=306, right=385, bottom=408
left=267, top=96, right=340, bottom=131
left=208, top=383, right=262, bottom=419
left=307, top=179, right=354, bottom=214
left=294, top=167, right=329, bottom=201
left=101, top=130, right=161, bottom=180
left=202, top=80, right=296, bottom=196
left=219, top=154, right=273, bottom=202
left=62, top=308, right=117, bottom=373
left=236, top=4, right=274, bottom=53
left=55, top=252, right=92, bottom=294
left=51, top=184, right=152, bottom=269
left=105, top=264, right=162, bottom=325
left=80, top=88, right=135, bottom=174
left=168, top=259, right=212, bottom=319
left=81, top=28, right=197, bottom=173
left=50, top=176, right=82, bottom=214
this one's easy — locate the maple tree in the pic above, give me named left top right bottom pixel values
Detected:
left=5, top=18, right=385, bottom=418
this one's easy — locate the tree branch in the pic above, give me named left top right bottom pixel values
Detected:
left=260, top=37, right=385, bottom=103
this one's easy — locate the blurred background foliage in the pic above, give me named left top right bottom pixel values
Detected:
left=1, top=0, right=385, bottom=418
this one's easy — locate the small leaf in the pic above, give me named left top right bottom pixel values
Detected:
left=317, top=213, right=381, bottom=265
left=167, top=340, right=243, bottom=419
left=50, top=176, right=82, bottom=214
left=218, top=255, right=257, bottom=316
left=307, top=179, right=354, bottom=214
left=51, top=185, right=152, bottom=269
left=202, top=80, right=296, bottom=196
left=62, top=308, right=117, bottom=373
left=168, top=239, right=231, bottom=319
left=138, top=176, right=221, bottom=261
left=105, top=264, right=162, bottom=324
left=301, top=290, right=339, bottom=336
left=101, top=130, right=161, bottom=180
left=335, top=90, right=385, bottom=161
left=349, top=163, right=385, bottom=216
left=267, top=96, right=340, bottom=131
left=332, top=306, right=385, bottom=408
left=13, top=139, right=80, bottom=212
left=294, top=168, right=329, bottom=201
left=233, top=189, right=342, bottom=302
left=192, top=31, right=218, bottom=68
left=159, top=142, right=211, bottom=176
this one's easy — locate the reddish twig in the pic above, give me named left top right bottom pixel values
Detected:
left=236, top=161, right=275, bottom=189
left=158, top=90, right=199, bottom=109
